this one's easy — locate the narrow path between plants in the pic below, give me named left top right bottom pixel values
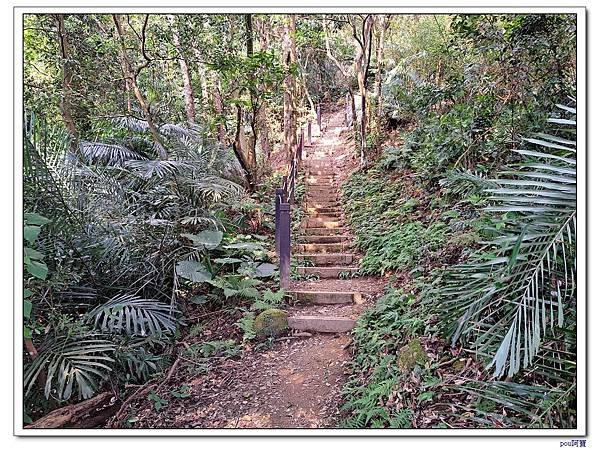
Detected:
left=116, top=107, right=384, bottom=429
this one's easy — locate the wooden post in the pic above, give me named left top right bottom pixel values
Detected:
left=275, top=188, right=283, bottom=256
left=279, top=202, right=291, bottom=289
left=308, top=120, right=312, bottom=146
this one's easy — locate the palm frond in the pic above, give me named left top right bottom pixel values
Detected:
left=440, top=168, right=499, bottom=198
left=434, top=105, right=576, bottom=379
left=186, top=175, right=244, bottom=203
left=123, top=159, right=194, bottom=179
left=24, top=334, right=115, bottom=401
left=112, top=116, right=150, bottom=132
left=80, top=141, right=146, bottom=165
left=450, top=380, right=575, bottom=428
left=86, top=293, right=182, bottom=337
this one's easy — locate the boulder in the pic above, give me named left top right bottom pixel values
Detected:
left=397, top=338, right=429, bottom=373
left=253, top=308, right=288, bottom=338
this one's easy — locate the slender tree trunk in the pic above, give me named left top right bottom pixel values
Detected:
left=233, top=105, right=254, bottom=189
left=256, top=16, right=271, bottom=158
left=374, top=15, right=389, bottom=152
left=282, top=15, right=298, bottom=164
left=349, top=88, right=357, bottom=127
left=113, top=14, right=167, bottom=159
left=245, top=14, right=257, bottom=172
left=212, top=75, right=227, bottom=146
left=353, top=15, right=373, bottom=165
left=170, top=16, right=196, bottom=123
left=192, top=47, right=210, bottom=111
left=54, top=15, right=77, bottom=143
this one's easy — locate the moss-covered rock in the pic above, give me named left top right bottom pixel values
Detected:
left=253, top=308, right=288, bottom=338
left=452, top=358, right=466, bottom=371
left=397, top=338, right=429, bottom=373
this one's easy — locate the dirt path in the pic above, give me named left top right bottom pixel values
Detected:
left=118, top=107, right=383, bottom=429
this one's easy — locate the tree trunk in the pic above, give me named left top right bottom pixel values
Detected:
left=374, top=15, right=389, bottom=152
left=113, top=14, right=167, bottom=159
left=26, top=392, right=119, bottom=429
left=212, top=75, right=227, bottom=146
left=54, top=15, right=77, bottom=143
left=349, top=88, right=357, bottom=127
left=282, top=15, right=298, bottom=164
left=233, top=105, right=254, bottom=189
left=256, top=16, right=272, bottom=158
left=353, top=15, right=373, bottom=166
left=245, top=14, right=258, bottom=172
left=170, top=16, right=196, bottom=123
left=191, top=47, right=210, bottom=111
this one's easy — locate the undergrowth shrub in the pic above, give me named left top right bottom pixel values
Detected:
left=341, top=288, right=427, bottom=428
left=342, top=167, right=451, bottom=275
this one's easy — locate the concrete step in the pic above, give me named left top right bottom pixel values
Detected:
left=306, top=179, right=339, bottom=183
left=307, top=209, right=341, bottom=217
left=304, top=201, right=341, bottom=209
left=298, top=235, right=353, bottom=244
left=307, top=190, right=338, bottom=197
left=295, top=242, right=353, bottom=253
left=297, top=253, right=354, bottom=265
left=307, top=185, right=338, bottom=191
left=288, top=315, right=356, bottom=333
left=297, top=266, right=360, bottom=278
left=307, top=171, right=339, bottom=176
left=306, top=194, right=339, bottom=199
left=306, top=177, right=339, bottom=182
left=303, top=218, right=341, bottom=228
left=290, top=291, right=360, bottom=305
left=301, top=227, right=345, bottom=236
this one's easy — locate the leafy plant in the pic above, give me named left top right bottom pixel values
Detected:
left=147, top=391, right=168, bottom=411
left=434, top=105, right=576, bottom=379
left=24, top=334, right=116, bottom=401
left=86, top=293, right=182, bottom=337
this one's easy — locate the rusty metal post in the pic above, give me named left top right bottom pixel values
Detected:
left=279, top=202, right=291, bottom=289
left=275, top=188, right=283, bottom=256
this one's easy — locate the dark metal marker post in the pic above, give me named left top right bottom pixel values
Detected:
left=308, top=120, right=312, bottom=146
left=279, top=202, right=291, bottom=289
left=275, top=188, right=283, bottom=256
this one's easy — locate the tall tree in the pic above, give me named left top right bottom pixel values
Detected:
left=54, top=14, right=77, bottom=142
left=169, top=16, right=196, bottom=123
left=282, top=14, right=298, bottom=163
left=255, top=15, right=272, bottom=158
left=349, top=14, right=374, bottom=165
left=113, top=14, right=167, bottom=159
left=373, top=15, right=390, bottom=152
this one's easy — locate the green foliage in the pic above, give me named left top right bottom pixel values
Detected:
left=147, top=391, right=168, bottom=411
left=24, top=334, right=116, bottom=401
left=86, top=293, right=182, bottom=337
left=198, top=339, right=240, bottom=358
left=343, top=167, right=449, bottom=275
left=341, top=289, right=423, bottom=428
left=432, top=108, right=576, bottom=379
left=382, top=14, right=575, bottom=176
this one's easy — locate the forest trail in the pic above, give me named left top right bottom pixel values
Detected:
left=126, top=108, right=384, bottom=429
left=286, top=108, right=385, bottom=333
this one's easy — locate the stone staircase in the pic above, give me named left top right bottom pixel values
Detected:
left=285, top=112, right=365, bottom=334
